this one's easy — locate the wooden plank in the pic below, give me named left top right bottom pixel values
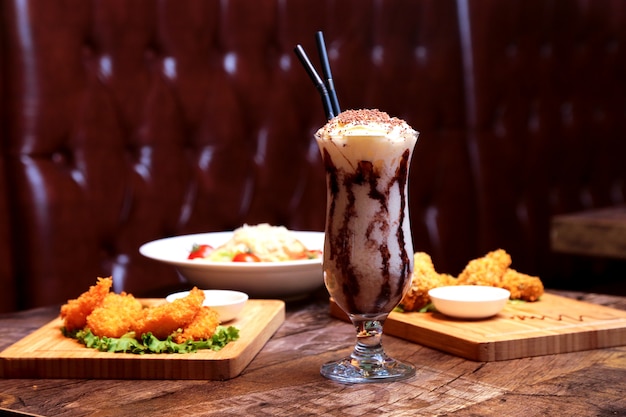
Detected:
left=551, top=205, right=626, bottom=259
left=0, top=299, right=285, bottom=380
left=330, top=293, right=626, bottom=361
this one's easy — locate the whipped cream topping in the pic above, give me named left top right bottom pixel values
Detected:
left=316, top=109, right=418, bottom=141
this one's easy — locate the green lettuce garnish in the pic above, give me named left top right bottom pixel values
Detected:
left=394, top=302, right=437, bottom=314
left=418, top=303, right=437, bottom=313
left=207, top=249, right=238, bottom=262
left=62, top=326, right=240, bottom=354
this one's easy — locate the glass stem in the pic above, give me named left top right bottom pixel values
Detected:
left=349, top=314, right=389, bottom=367
left=320, top=312, right=415, bottom=382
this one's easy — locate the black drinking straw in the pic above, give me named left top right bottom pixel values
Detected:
left=294, top=44, right=335, bottom=120
left=315, top=31, right=341, bottom=116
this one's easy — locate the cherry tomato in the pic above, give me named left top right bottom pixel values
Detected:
left=232, top=252, right=261, bottom=262
left=188, top=244, right=213, bottom=260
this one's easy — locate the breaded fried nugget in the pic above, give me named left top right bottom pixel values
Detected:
left=86, top=292, right=143, bottom=338
left=502, top=269, right=544, bottom=302
left=400, top=252, right=456, bottom=312
left=61, top=277, right=113, bottom=332
left=133, top=287, right=205, bottom=339
left=174, top=306, right=220, bottom=343
left=457, top=249, right=511, bottom=286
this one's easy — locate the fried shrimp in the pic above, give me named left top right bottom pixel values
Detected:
left=397, top=250, right=545, bottom=311
left=456, top=249, right=544, bottom=301
left=400, top=252, right=456, bottom=312
left=174, top=306, right=220, bottom=343
left=86, top=292, right=143, bottom=338
left=501, top=269, right=544, bottom=301
left=60, top=277, right=113, bottom=332
left=457, top=249, right=512, bottom=286
left=133, top=286, right=205, bottom=340
left=62, top=280, right=228, bottom=348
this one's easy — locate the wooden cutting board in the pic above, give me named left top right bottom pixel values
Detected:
left=0, top=299, right=284, bottom=380
left=330, top=293, right=626, bottom=361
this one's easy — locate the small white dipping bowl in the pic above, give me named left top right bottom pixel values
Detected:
left=428, top=285, right=510, bottom=319
left=166, top=290, right=248, bottom=323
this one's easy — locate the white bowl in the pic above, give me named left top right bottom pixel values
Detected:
left=166, top=289, right=248, bottom=322
left=428, top=285, right=510, bottom=319
left=140, top=231, right=324, bottom=300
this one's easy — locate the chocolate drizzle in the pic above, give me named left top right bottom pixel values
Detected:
left=396, top=149, right=412, bottom=293
left=507, top=313, right=618, bottom=322
left=322, top=147, right=412, bottom=314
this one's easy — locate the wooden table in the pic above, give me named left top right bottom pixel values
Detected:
left=551, top=205, right=626, bottom=259
left=1, top=289, right=625, bottom=417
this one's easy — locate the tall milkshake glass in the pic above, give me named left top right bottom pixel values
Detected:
left=315, top=109, right=418, bottom=383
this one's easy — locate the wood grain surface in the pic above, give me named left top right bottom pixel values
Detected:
left=0, top=299, right=285, bottom=380
left=551, top=205, right=626, bottom=259
left=0, top=290, right=625, bottom=417
left=330, top=293, right=626, bottom=361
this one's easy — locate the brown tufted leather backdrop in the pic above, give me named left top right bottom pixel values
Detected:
left=0, top=156, right=17, bottom=312
left=465, top=0, right=626, bottom=284
left=1, top=0, right=625, bottom=312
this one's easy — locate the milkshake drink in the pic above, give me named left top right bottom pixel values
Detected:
left=315, top=109, right=419, bottom=316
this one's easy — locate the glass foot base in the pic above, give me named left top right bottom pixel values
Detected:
left=320, top=356, right=415, bottom=384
